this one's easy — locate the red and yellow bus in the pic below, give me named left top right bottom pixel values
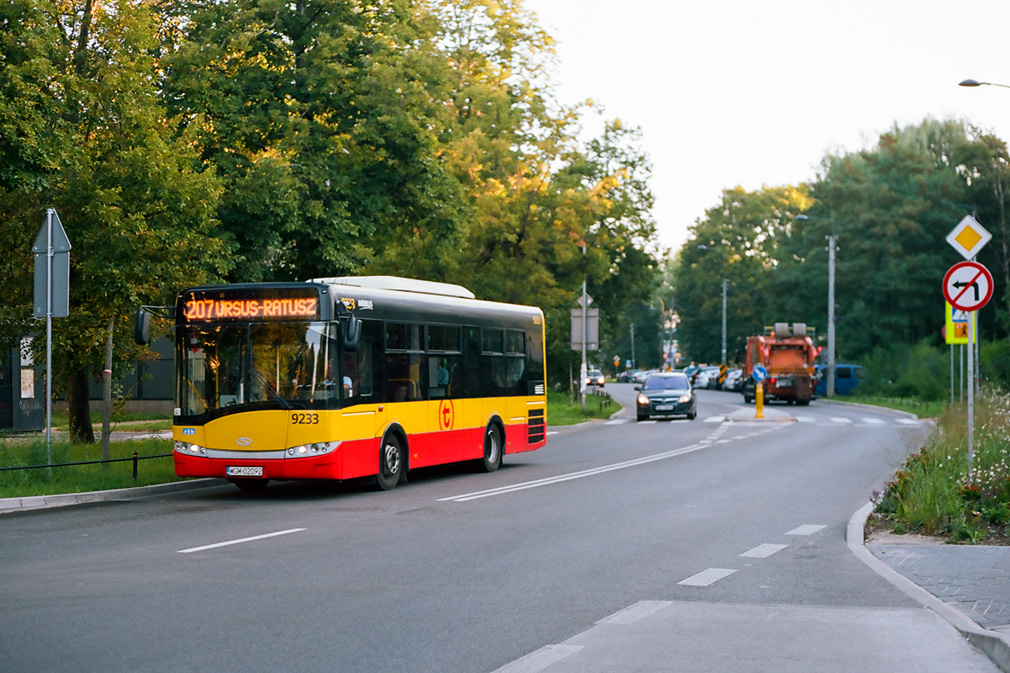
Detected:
left=163, top=276, right=546, bottom=491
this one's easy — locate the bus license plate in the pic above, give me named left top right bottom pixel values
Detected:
left=226, top=466, right=264, bottom=477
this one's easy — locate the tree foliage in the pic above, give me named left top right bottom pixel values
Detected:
left=673, top=184, right=812, bottom=364
left=2, top=0, right=663, bottom=439
left=672, top=118, right=1010, bottom=372
left=1, top=0, right=226, bottom=441
left=164, top=0, right=466, bottom=281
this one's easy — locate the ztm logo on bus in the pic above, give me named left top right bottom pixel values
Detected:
left=438, top=399, right=455, bottom=431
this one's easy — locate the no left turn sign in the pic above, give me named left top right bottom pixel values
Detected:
left=943, top=261, right=994, bottom=312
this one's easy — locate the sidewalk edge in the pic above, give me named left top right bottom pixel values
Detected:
left=848, top=501, right=1010, bottom=673
left=0, top=478, right=225, bottom=514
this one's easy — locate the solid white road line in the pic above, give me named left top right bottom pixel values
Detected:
left=439, top=442, right=713, bottom=502
left=178, top=528, right=306, bottom=554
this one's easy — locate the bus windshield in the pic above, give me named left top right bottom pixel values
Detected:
left=177, top=321, right=338, bottom=418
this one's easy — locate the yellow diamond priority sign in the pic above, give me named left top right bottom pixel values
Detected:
left=947, top=215, right=992, bottom=260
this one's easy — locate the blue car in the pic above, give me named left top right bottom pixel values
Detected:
left=815, top=364, right=863, bottom=396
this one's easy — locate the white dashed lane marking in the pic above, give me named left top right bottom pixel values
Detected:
left=678, top=568, right=738, bottom=587
left=598, top=600, right=673, bottom=625
left=178, top=528, right=306, bottom=554
left=740, top=543, right=788, bottom=559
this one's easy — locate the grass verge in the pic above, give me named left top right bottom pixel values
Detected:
left=848, top=395, right=946, bottom=419
left=547, top=389, right=619, bottom=425
left=0, top=437, right=181, bottom=499
left=873, top=385, right=1010, bottom=544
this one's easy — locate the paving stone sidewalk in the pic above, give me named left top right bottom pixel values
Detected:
left=869, top=544, right=1010, bottom=630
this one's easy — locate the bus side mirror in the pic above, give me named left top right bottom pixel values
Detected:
left=134, top=308, right=151, bottom=345
left=343, top=317, right=361, bottom=353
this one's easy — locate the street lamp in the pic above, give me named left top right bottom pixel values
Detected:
left=696, top=245, right=728, bottom=366
left=959, top=79, right=1010, bottom=89
left=796, top=214, right=837, bottom=398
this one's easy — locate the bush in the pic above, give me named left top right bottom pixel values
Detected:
left=860, top=339, right=950, bottom=401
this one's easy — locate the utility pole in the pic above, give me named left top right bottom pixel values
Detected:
left=721, top=277, right=727, bottom=366
left=630, top=322, right=636, bottom=370
left=827, top=232, right=836, bottom=398
left=580, top=245, right=587, bottom=412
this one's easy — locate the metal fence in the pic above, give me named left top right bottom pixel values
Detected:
left=0, top=452, right=173, bottom=481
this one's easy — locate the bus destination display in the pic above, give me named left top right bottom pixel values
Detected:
left=184, top=296, right=319, bottom=321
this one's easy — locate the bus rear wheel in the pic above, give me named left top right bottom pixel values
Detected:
left=376, top=434, right=404, bottom=491
left=480, top=424, right=503, bottom=473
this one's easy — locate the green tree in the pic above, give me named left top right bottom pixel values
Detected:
left=674, top=184, right=812, bottom=364
left=800, top=119, right=970, bottom=359
left=948, top=127, right=1010, bottom=336
left=165, top=0, right=465, bottom=282
left=0, top=0, right=226, bottom=442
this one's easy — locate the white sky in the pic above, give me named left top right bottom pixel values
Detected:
left=525, top=0, right=1010, bottom=254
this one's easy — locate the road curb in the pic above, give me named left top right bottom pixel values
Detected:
left=848, top=501, right=1010, bottom=673
left=0, top=478, right=225, bottom=514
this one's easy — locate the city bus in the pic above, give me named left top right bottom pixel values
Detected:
left=141, top=276, right=547, bottom=491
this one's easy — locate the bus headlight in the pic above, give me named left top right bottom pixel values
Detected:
left=174, top=441, right=206, bottom=455
left=285, top=441, right=340, bottom=458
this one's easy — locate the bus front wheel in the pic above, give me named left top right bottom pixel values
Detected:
left=480, top=424, right=503, bottom=473
left=377, top=434, right=404, bottom=491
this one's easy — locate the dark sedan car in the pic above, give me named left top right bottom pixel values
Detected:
left=635, top=372, right=697, bottom=421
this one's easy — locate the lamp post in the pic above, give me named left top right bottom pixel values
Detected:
left=696, top=245, right=727, bottom=366
left=796, top=214, right=837, bottom=398
left=959, top=79, right=1010, bottom=89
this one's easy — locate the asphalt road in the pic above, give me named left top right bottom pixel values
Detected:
left=2, top=384, right=991, bottom=672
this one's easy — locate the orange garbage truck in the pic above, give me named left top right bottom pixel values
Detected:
left=742, top=323, right=817, bottom=406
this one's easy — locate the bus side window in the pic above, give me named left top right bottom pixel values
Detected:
left=386, top=353, right=422, bottom=402
left=427, top=354, right=459, bottom=398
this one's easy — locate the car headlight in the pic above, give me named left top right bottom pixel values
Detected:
left=679, top=394, right=692, bottom=403
left=637, top=394, right=650, bottom=405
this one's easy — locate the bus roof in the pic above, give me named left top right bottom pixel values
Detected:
left=309, top=276, right=475, bottom=299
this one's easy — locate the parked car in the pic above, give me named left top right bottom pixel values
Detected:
left=616, top=369, right=640, bottom=383
left=814, top=364, right=864, bottom=396
left=635, top=372, right=697, bottom=421
left=723, top=367, right=744, bottom=392
left=632, top=369, right=654, bottom=384
left=693, top=366, right=722, bottom=389
left=585, top=368, right=606, bottom=387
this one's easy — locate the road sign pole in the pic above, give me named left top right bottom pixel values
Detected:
left=45, top=208, right=53, bottom=465
left=827, top=234, right=836, bottom=398
left=968, top=310, right=974, bottom=477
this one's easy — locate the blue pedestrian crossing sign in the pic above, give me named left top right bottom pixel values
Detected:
left=752, top=363, right=768, bottom=382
